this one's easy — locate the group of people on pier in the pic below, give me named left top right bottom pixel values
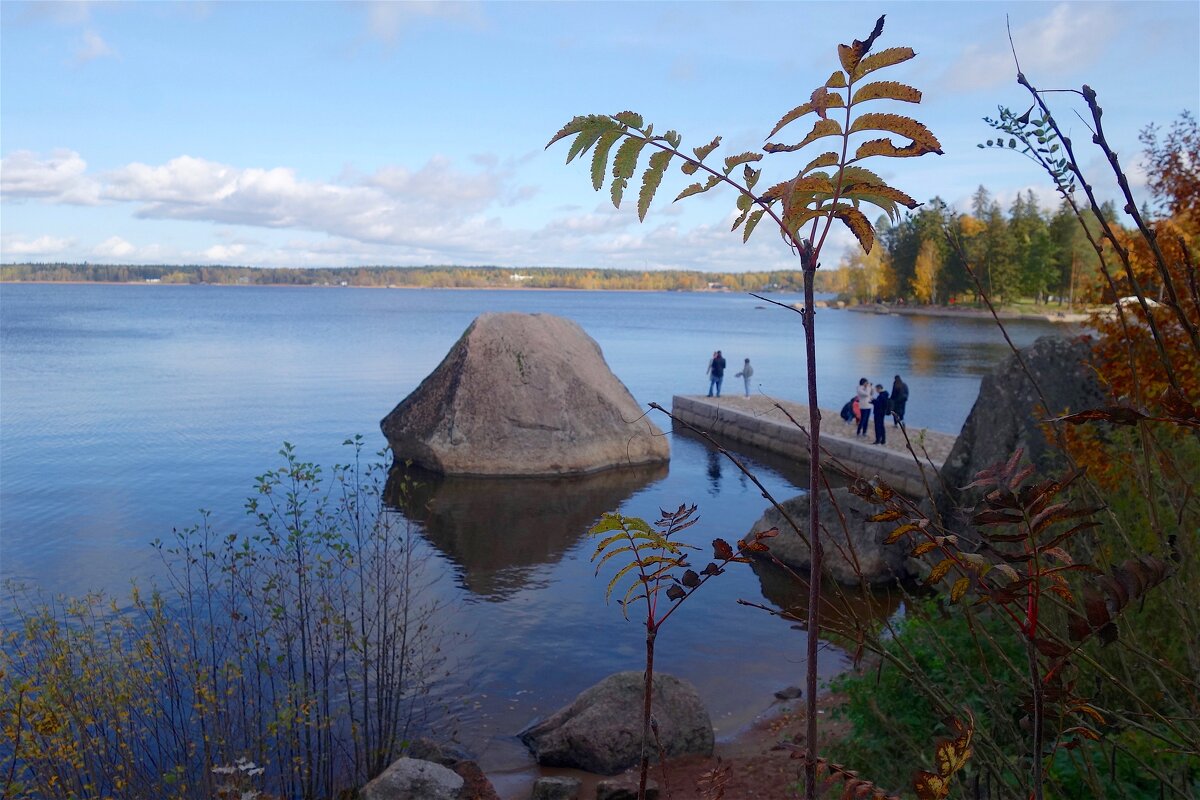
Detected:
left=842, top=375, right=909, bottom=445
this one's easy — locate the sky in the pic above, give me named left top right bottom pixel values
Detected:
left=1, top=1, right=1197, bottom=273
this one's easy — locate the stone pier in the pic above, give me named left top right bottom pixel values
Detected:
left=671, top=395, right=956, bottom=497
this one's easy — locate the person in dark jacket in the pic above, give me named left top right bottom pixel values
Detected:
left=871, top=384, right=891, bottom=445
left=706, top=350, right=726, bottom=397
left=891, top=374, right=909, bottom=426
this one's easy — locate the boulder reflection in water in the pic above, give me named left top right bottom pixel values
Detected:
left=385, top=463, right=668, bottom=601
left=751, top=558, right=906, bottom=645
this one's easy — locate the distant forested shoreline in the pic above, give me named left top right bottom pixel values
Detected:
left=0, top=263, right=844, bottom=293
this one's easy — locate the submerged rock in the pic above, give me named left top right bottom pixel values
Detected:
left=381, top=312, right=669, bottom=477
left=519, top=671, right=713, bottom=775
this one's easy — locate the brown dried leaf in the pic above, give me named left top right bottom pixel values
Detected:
left=712, top=538, right=735, bottom=561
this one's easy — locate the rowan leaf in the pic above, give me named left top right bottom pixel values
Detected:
left=869, top=509, right=904, bottom=522
left=613, top=111, right=644, bottom=129
left=853, top=46, right=916, bottom=81
left=782, top=206, right=821, bottom=238
left=802, top=151, right=840, bottom=175
left=950, top=576, right=970, bottom=602
left=837, top=15, right=884, bottom=74
left=761, top=174, right=836, bottom=202
left=591, top=130, right=622, bottom=191
left=842, top=183, right=919, bottom=210
left=713, top=538, right=735, bottom=561
left=1047, top=406, right=1149, bottom=426
left=913, top=771, right=949, bottom=800
left=610, top=176, right=628, bottom=208
left=765, top=119, right=843, bottom=154
left=850, top=81, right=922, bottom=106
left=675, top=175, right=721, bottom=202
left=723, top=151, right=763, bottom=174
left=992, top=563, right=1021, bottom=583
left=885, top=522, right=920, bottom=544
left=912, top=540, right=939, bottom=557
left=546, top=115, right=596, bottom=150
left=768, top=103, right=815, bottom=140
left=612, top=136, right=648, bottom=183
left=826, top=70, right=847, bottom=89
left=638, top=150, right=672, bottom=221
left=810, top=86, right=844, bottom=120
left=926, top=557, right=955, bottom=584
left=849, top=113, right=943, bottom=154
left=743, top=208, right=766, bottom=242
left=605, top=560, right=641, bottom=602
left=833, top=203, right=875, bottom=253
left=691, top=135, right=721, bottom=163
left=853, top=137, right=938, bottom=161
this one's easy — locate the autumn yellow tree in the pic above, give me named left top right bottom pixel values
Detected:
left=911, top=238, right=939, bottom=303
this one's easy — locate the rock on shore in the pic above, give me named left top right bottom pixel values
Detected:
left=937, top=334, right=1104, bottom=533
left=381, top=312, right=669, bottom=476
left=746, top=487, right=913, bottom=586
left=519, top=671, right=713, bottom=775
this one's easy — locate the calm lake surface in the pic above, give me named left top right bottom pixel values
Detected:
left=0, top=283, right=1064, bottom=794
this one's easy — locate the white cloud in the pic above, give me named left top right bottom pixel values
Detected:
left=75, top=29, right=117, bottom=64
left=203, top=243, right=247, bottom=262
left=941, top=4, right=1119, bottom=92
left=1, top=149, right=103, bottom=204
left=1, top=234, right=73, bottom=257
left=93, top=236, right=135, bottom=257
left=101, top=153, right=525, bottom=257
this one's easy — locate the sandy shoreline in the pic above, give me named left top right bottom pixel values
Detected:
left=844, top=301, right=1092, bottom=325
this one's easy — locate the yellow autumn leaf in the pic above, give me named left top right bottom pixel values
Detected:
left=849, top=113, right=943, bottom=153
left=853, top=46, right=916, bottom=81
left=912, top=540, right=940, bottom=557
left=833, top=204, right=874, bottom=254
left=850, top=80, right=922, bottom=106
left=885, top=522, right=920, bottom=545
left=913, top=770, right=949, bottom=800
left=926, top=557, right=955, bottom=584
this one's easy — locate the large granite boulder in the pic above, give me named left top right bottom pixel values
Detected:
left=747, top=487, right=913, bottom=586
left=519, top=671, right=713, bottom=775
left=360, top=757, right=463, bottom=800
left=381, top=313, right=669, bottom=476
left=937, top=335, right=1104, bottom=533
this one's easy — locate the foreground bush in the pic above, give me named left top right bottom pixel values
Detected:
left=1, top=439, right=452, bottom=800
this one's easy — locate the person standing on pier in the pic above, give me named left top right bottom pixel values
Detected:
left=855, top=378, right=874, bottom=437
left=891, top=374, right=909, bottom=426
left=707, top=350, right=726, bottom=397
left=734, top=358, right=754, bottom=397
left=871, top=383, right=891, bottom=445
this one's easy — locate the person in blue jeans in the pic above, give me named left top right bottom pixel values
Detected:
left=707, top=350, right=726, bottom=397
left=855, top=378, right=874, bottom=437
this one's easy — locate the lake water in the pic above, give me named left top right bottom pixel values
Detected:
left=0, top=283, right=1063, bottom=795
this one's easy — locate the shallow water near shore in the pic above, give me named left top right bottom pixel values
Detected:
left=0, top=283, right=1067, bottom=795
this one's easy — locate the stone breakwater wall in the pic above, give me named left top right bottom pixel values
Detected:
left=671, top=395, right=953, bottom=497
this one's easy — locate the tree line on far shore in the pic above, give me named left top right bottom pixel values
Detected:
left=823, top=187, right=1117, bottom=308
left=0, top=263, right=826, bottom=294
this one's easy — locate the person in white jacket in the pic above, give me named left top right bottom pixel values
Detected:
left=855, top=378, right=876, bottom=437
left=734, top=358, right=754, bottom=396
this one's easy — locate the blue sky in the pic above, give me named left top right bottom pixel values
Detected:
left=2, top=1, right=1197, bottom=272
